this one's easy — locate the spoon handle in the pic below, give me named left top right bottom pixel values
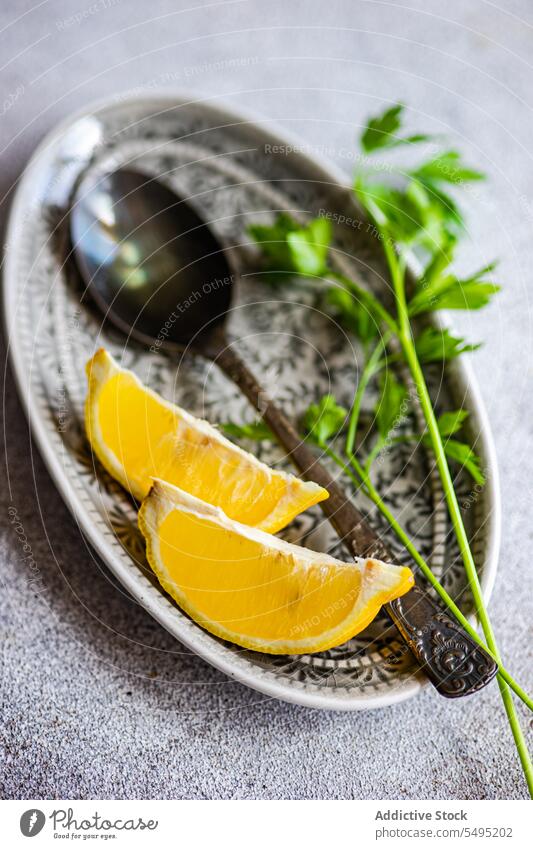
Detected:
left=213, top=341, right=497, bottom=698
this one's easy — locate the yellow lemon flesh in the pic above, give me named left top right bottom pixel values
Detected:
left=85, top=349, right=328, bottom=533
left=139, top=479, right=414, bottom=655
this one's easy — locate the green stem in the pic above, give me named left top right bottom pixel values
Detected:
left=381, top=237, right=533, bottom=795
left=363, top=438, right=387, bottom=473
left=351, top=453, right=532, bottom=713
left=346, top=334, right=390, bottom=456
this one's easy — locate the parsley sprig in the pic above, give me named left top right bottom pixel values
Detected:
left=226, top=103, right=532, bottom=793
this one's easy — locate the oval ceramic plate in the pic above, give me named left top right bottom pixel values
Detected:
left=3, top=94, right=500, bottom=710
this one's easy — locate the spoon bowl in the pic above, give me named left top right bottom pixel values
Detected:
left=70, top=168, right=233, bottom=350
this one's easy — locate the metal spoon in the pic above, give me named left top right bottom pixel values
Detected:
left=69, top=168, right=496, bottom=698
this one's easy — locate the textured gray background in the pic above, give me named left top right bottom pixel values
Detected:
left=1, top=0, right=532, bottom=800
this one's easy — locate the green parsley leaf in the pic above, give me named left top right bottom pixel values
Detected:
left=360, top=103, right=432, bottom=153
left=375, top=372, right=408, bottom=438
left=325, top=286, right=380, bottom=344
left=418, top=237, right=457, bottom=288
left=302, top=395, right=347, bottom=446
left=421, top=183, right=464, bottom=231
left=286, top=216, right=331, bottom=276
left=409, top=410, right=484, bottom=482
left=436, top=409, right=469, bottom=437
left=249, top=213, right=331, bottom=278
left=361, top=104, right=404, bottom=152
left=415, top=327, right=480, bottom=362
left=221, top=420, right=273, bottom=441
left=248, top=213, right=299, bottom=273
left=356, top=178, right=455, bottom=253
left=439, top=438, right=486, bottom=485
left=355, top=180, right=418, bottom=242
left=405, top=179, right=465, bottom=252
left=408, top=262, right=500, bottom=315
left=412, top=150, right=485, bottom=185
left=408, top=153, right=484, bottom=238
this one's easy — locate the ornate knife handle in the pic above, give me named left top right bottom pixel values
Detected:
left=386, top=587, right=497, bottom=697
left=214, top=341, right=498, bottom=698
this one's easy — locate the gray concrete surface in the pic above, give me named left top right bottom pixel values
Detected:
left=0, top=0, right=532, bottom=800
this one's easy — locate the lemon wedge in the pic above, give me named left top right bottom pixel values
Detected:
left=139, top=479, right=414, bottom=654
left=85, top=349, right=328, bottom=533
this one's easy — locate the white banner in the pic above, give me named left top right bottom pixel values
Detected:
left=1, top=799, right=531, bottom=848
